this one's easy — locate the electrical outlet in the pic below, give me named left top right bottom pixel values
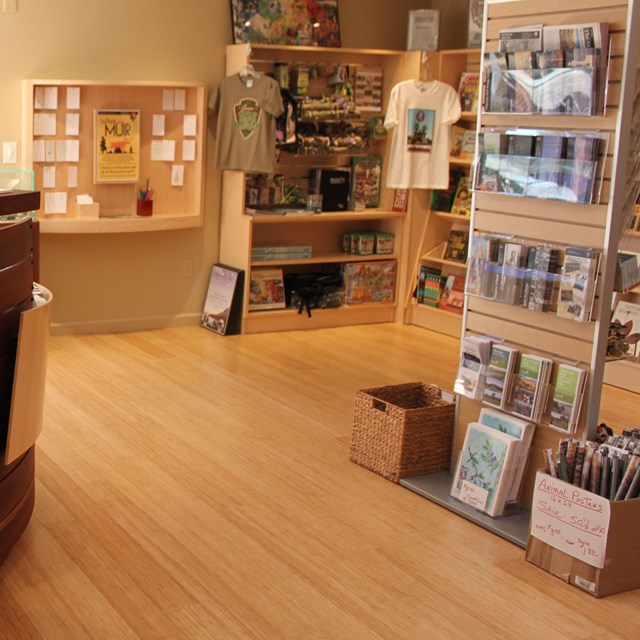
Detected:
left=3, top=142, right=17, bottom=164
left=180, top=258, right=194, bottom=279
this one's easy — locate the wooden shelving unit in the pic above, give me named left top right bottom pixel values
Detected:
left=404, top=48, right=480, bottom=339
left=402, top=0, right=640, bottom=545
left=220, top=44, right=420, bottom=334
left=21, top=79, right=207, bottom=233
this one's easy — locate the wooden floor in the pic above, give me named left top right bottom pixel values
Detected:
left=0, top=323, right=638, bottom=639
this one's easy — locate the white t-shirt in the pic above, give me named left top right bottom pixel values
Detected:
left=384, top=80, right=462, bottom=189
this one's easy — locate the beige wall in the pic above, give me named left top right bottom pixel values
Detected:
left=0, top=0, right=466, bottom=334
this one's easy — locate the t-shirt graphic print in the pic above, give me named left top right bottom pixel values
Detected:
left=234, top=99, right=262, bottom=139
left=407, top=109, right=435, bottom=152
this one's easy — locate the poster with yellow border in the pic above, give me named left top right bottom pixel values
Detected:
left=94, top=110, right=140, bottom=183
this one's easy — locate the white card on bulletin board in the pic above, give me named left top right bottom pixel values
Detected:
left=34, top=113, right=56, bottom=136
left=152, top=114, right=165, bottom=136
left=66, top=113, right=80, bottom=136
left=182, top=139, right=196, bottom=161
left=66, top=87, right=81, bottom=110
left=183, top=114, right=197, bottom=137
left=33, top=140, right=45, bottom=163
left=162, top=89, right=174, bottom=111
left=67, top=166, right=78, bottom=188
left=42, top=166, right=56, bottom=189
left=174, top=89, right=186, bottom=110
left=44, top=192, right=67, bottom=215
left=171, top=164, right=185, bottom=186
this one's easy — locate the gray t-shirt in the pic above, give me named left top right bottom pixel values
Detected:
left=212, top=74, right=284, bottom=174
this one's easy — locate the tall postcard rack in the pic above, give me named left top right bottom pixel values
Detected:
left=402, top=0, right=640, bottom=547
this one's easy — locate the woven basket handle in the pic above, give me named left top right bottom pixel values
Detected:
left=371, top=399, right=388, bottom=412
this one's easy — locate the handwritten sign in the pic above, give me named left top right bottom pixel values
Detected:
left=530, top=470, right=610, bottom=569
left=459, top=480, right=489, bottom=511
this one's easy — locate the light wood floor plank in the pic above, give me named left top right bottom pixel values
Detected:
left=0, top=323, right=638, bottom=639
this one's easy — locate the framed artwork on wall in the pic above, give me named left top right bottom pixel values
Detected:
left=230, top=0, right=341, bottom=47
left=467, top=0, right=484, bottom=49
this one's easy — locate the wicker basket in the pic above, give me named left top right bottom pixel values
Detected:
left=350, top=382, right=454, bottom=483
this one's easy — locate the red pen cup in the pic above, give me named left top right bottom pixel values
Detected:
left=137, top=199, right=153, bottom=216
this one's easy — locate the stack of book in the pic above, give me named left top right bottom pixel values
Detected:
left=450, top=420, right=522, bottom=517
left=252, top=243, right=312, bottom=261
left=454, top=335, right=492, bottom=400
left=416, top=265, right=443, bottom=308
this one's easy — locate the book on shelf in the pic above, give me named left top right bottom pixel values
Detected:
left=251, top=243, right=313, bottom=261
left=451, top=127, right=476, bottom=162
left=549, top=363, right=588, bottom=433
left=457, top=72, right=480, bottom=112
left=248, top=268, right=287, bottom=311
left=609, top=300, right=640, bottom=359
left=431, top=170, right=465, bottom=213
left=450, top=421, right=521, bottom=517
left=417, top=265, right=443, bottom=307
left=556, top=246, right=600, bottom=322
left=350, top=155, right=382, bottom=208
left=450, top=177, right=472, bottom=217
left=478, top=407, right=535, bottom=504
left=438, top=273, right=465, bottom=314
left=454, top=335, right=492, bottom=400
left=511, top=353, right=553, bottom=422
left=482, top=344, right=519, bottom=409
left=392, top=188, right=409, bottom=212
left=444, top=229, right=469, bottom=263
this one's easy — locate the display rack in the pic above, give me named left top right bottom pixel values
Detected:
left=404, top=49, right=481, bottom=338
left=21, top=80, right=207, bottom=233
left=220, top=44, right=419, bottom=334
left=402, top=0, right=640, bottom=546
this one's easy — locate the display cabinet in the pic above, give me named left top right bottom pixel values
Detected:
left=220, top=44, right=419, bottom=334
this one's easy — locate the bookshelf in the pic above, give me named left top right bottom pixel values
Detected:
left=402, top=0, right=640, bottom=547
left=404, top=48, right=481, bottom=338
left=21, top=80, right=207, bottom=233
left=220, top=44, right=420, bottom=334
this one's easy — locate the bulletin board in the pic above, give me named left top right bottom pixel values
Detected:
left=22, top=80, right=207, bottom=228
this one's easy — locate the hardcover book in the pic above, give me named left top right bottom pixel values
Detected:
left=450, top=422, right=521, bottom=517
left=444, top=229, right=469, bottom=263
left=457, top=72, right=480, bottom=112
left=431, top=170, right=465, bottom=212
left=450, top=177, right=472, bottom=217
left=439, top=273, right=465, bottom=314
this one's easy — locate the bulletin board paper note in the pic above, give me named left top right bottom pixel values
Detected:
left=44, top=192, right=67, bottom=214
left=67, top=166, right=78, bottom=188
left=174, top=89, right=186, bottom=110
left=34, top=113, right=57, bottom=136
left=66, top=113, right=80, bottom=136
left=163, top=89, right=174, bottom=111
left=67, top=87, right=81, bottom=110
left=43, top=87, right=58, bottom=110
left=183, top=114, right=197, bottom=137
left=182, top=139, right=196, bottom=161
left=34, top=87, right=45, bottom=110
left=42, top=166, right=56, bottom=189
left=152, top=114, right=166, bottom=136
left=33, top=140, right=45, bottom=163
left=171, top=164, right=184, bottom=187
left=45, top=140, right=56, bottom=162
left=530, top=470, right=610, bottom=569
left=66, top=140, right=80, bottom=162
left=55, top=140, right=67, bottom=162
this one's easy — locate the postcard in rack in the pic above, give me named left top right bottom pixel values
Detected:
left=556, top=246, right=600, bottom=322
left=482, top=344, right=518, bottom=409
left=512, top=353, right=552, bottom=422
left=549, top=364, right=588, bottom=432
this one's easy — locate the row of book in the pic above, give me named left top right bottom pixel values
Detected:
left=431, top=171, right=472, bottom=217
left=252, top=243, right=312, bottom=261
left=450, top=407, right=536, bottom=517
left=415, top=266, right=465, bottom=314
left=466, top=234, right=600, bottom=323
left=455, top=335, right=588, bottom=432
left=475, top=130, right=605, bottom=204
left=544, top=437, right=640, bottom=501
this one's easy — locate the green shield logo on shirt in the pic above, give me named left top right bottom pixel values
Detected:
left=234, top=99, right=261, bottom=139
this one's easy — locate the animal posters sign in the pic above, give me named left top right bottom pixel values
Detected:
left=94, top=110, right=140, bottom=183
